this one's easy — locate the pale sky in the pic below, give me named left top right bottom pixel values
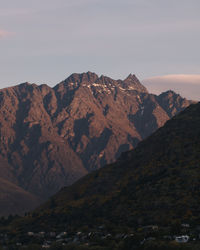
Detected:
left=0, top=0, right=200, bottom=92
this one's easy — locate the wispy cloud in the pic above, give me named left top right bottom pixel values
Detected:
left=0, top=29, right=13, bottom=39
left=142, top=75, right=200, bottom=100
left=143, top=75, right=200, bottom=85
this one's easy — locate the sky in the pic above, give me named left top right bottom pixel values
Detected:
left=0, top=0, right=200, bottom=96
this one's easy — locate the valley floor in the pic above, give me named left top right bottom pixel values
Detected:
left=1, top=223, right=200, bottom=250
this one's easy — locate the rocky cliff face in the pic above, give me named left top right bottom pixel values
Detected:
left=0, top=72, right=194, bottom=214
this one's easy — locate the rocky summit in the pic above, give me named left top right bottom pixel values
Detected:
left=0, top=72, right=194, bottom=215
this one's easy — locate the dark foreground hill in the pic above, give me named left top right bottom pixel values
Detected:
left=0, top=72, right=194, bottom=215
left=14, top=102, right=200, bottom=233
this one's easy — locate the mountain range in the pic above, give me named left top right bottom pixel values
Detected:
left=17, top=101, right=200, bottom=233
left=0, top=72, right=194, bottom=215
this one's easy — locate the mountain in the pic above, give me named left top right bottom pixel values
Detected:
left=0, top=72, right=194, bottom=214
left=0, top=82, right=86, bottom=201
left=20, top=102, right=200, bottom=232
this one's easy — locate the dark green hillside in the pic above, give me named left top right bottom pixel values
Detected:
left=13, top=102, right=200, bottom=231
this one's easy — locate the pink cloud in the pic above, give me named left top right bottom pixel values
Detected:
left=142, top=75, right=200, bottom=101
left=0, top=29, right=13, bottom=39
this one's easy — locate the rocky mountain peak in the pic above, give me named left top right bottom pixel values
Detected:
left=159, top=90, right=179, bottom=97
left=125, top=73, right=138, bottom=81
left=18, top=82, right=39, bottom=88
left=97, top=75, right=116, bottom=85
left=65, top=72, right=99, bottom=85
left=156, top=90, right=196, bottom=118
left=121, top=73, right=148, bottom=93
left=56, top=72, right=149, bottom=95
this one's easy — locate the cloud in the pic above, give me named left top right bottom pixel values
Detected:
left=0, top=29, right=13, bottom=39
left=142, top=75, right=200, bottom=101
